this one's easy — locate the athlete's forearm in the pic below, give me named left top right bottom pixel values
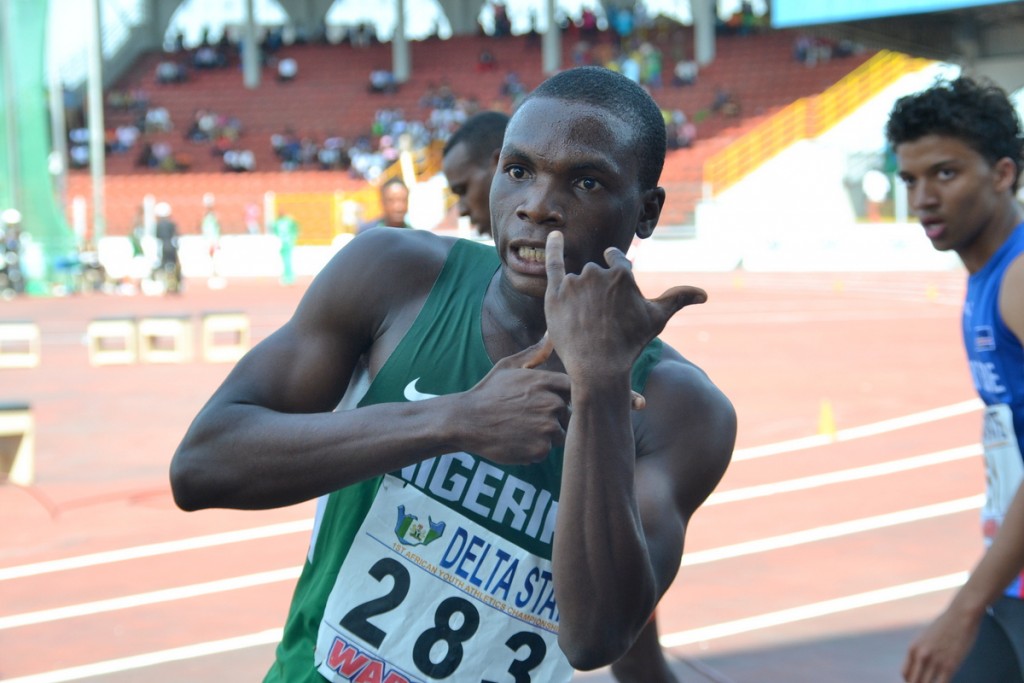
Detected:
left=170, top=395, right=468, bottom=511
left=952, top=481, right=1024, bottom=616
left=552, top=373, right=657, bottom=669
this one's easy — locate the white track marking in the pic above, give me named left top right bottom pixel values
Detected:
left=684, top=495, right=982, bottom=565
left=0, top=629, right=284, bottom=683
left=0, top=401, right=980, bottom=582
left=659, top=572, right=969, bottom=648
left=0, top=519, right=312, bottom=582
left=708, top=444, right=980, bottom=505
left=0, top=567, right=300, bottom=630
left=3, top=573, right=971, bottom=682
left=732, top=399, right=982, bottom=462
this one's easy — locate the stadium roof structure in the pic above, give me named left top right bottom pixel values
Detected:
left=771, top=0, right=1024, bottom=90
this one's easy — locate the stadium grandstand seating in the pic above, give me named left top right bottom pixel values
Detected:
left=67, top=24, right=873, bottom=235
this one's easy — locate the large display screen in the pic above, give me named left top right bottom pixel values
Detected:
left=772, top=0, right=1017, bottom=28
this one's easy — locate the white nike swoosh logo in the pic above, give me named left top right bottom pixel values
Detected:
left=404, top=378, right=439, bottom=402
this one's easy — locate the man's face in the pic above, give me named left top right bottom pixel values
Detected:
left=489, top=97, right=657, bottom=299
left=381, top=184, right=409, bottom=227
left=897, top=134, right=1014, bottom=261
left=443, top=141, right=497, bottom=235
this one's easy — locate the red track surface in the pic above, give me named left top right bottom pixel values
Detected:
left=0, top=267, right=980, bottom=682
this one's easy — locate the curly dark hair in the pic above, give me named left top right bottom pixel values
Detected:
left=885, top=76, right=1024, bottom=190
left=520, top=66, right=667, bottom=191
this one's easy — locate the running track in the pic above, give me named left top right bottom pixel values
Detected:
left=0, top=267, right=981, bottom=682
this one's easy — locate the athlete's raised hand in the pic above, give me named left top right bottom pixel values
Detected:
left=542, top=230, right=706, bottom=380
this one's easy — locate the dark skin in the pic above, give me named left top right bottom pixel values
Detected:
left=443, top=139, right=499, bottom=236
left=170, top=95, right=735, bottom=675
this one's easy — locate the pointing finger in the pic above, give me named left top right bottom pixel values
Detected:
left=545, top=231, right=565, bottom=295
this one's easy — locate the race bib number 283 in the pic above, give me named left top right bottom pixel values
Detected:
left=315, top=476, right=573, bottom=683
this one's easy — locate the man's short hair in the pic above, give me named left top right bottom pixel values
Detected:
left=443, top=111, right=509, bottom=160
left=521, top=66, right=667, bottom=191
left=379, top=176, right=408, bottom=197
left=886, top=76, right=1024, bottom=190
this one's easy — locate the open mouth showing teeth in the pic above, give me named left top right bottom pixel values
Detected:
left=518, top=246, right=546, bottom=263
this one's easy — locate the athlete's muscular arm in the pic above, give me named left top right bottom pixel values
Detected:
left=170, top=230, right=571, bottom=511
left=541, top=232, right=735, bottom=669
left=904, top=253, right=1024, bottom=683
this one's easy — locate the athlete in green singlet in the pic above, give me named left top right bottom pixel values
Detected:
left=171, top=66, right=736, bottom=683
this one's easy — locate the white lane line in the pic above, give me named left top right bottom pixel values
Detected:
left=684, top=495, right=983, bottom=566
left=2, top=495, right=980, bottom=631
left=0, top=628, right=284, bottom=683
left=0, top=567, right=300, bottom=631
left=733, top=398, right=982, bottom=462
left=3, top=573, right=972, bottom=682
left=0, top=400, right=980, bottom=583
left=0, top=519, right=313, bottom=582
left=707, top=444, right=980, bottom=505
left=660, top=572, right=969, bottom=649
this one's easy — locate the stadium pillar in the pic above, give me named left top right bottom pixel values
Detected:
left=694, top=0, right=716, bottom=66
left=541, top=0, right=561, bottom=75
left=392, top=0, right=411, bottom=83
left=0, top=0, right=78, bottom=295
left=242, top=0, right=261, bottom=89
left=87, top=0, right=107, bottom=243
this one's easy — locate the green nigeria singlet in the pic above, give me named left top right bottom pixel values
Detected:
left=265, top=238, right=664, bottom=683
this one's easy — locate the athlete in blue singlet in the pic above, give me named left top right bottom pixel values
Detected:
left=170, top=67, right=736, bottom=683
left=888, top=76, right=1024, bottom=683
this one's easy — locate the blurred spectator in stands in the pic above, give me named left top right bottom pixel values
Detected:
left=571, top=40, right=593, bottom=67
left=136, top=141, right=157, bottom=168
left=524, top=9, right=541, bottom=47
left=665, top=109, right=695, bottom=150
left=640, top=42, right=663, bottom=89
left=738, top=0, right=756, bottom=35
left=262, top=27, right=284, bottom=56
left=223, top=149, right=255, bottom=172
left=318, top=133, right=348, bottom=171
left=272, top=127, right=302, bottom=169
left=107, top=88, right=148, bottom=112
left=359, top=178, right=412, bottom=232
left=194, top=43, right=227, bottom=69
left=369, top=69, right=397, bottom=94
left=672, top=59, right=698, bottom=86
left=492, top=1, right=512, bottom=37
left=145, top=106, right=172, bottom=133
left=156, top=59, right=187, bottom=84
left=70, top=142, right=89, bottom=169
left=477, top=48, right=497, bottom=72
left=579, top=6, right=600, bottom=41
left=277, top=56, right=298, bottom=82
left=711, top=86, right=741, bottom=117
left=186, top=108, right=213, bottom=142
left=500, top=71, right=526, bottom=102
left=352, top=22, right=374, bottom=48
left=171, top=30, right=185, bottom=53
left=112, top=123, right=140, bottom=153
left=610, top=6, right=634, bottom=47
left=620, top=48, right=641, bottom=84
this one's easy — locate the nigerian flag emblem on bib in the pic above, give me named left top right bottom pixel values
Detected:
left=394, top=505, right=446, bottom=546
